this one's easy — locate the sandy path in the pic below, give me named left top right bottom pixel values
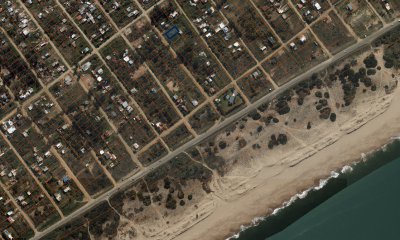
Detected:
left=174, top=84, right=400, bottom=240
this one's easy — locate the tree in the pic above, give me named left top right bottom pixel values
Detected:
left=218, top=141, right=227, bottom=149
left=320, top=107, right=331, bottom=119
left=330, top=113, right=337, bottom=122
left=238, top=138, right=247, bottom=149
left=367, top=69, right=376, bottom=76
left=363, top=53, right=378, bottom=68
left=278, top=134, right=288, bottom=145
left=166, top=194, right=177, bottom=210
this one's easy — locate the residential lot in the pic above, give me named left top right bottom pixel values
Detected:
left=59, top=0, right=116, bottom=47
left=214, top=87, right=245, bottom=116
left=262, top=48, right=299, bottom=86
left=253, top=0, right=305, bottom=42
left=98, top=0, right=141, bottom=28
left=23, top=0, right=92, bottom=65
left=291, top=0, right=330, bottom=23
left=100, top=36, right=181, bottom=132
left=123, top=19, right=205, bottom=115
left=0, top=137, right=60, bottom=230
left=0, top=33, right=41, bottom=102
left=312, top=10, right=356, bottom=54
left=176, top=0, right=256, bottom=78
left=138, top=141, right=168, bottom=166
left=79, top=55, right=156, bottom=152
left=149, top=4, right=231, bottom=96
left=0, top=85, right=15, bottom=120
left=336, top=0, right=383, bottom=38
left=3, top=111, right=86, bottom=216
left=220, top=0, right=281, bottom=61
left=162, top=124, right=194, bottom=150
left=369, top=0, right=400, bottom=22
left=138, top=0, right=161, bottom=9
left=237, top=68, right=275, bottom=102
left=189, top=103, right=220, bottom=135
left=0, top=183, right=34, bottom=239
left=0, top=0, right=67, bottom=84
left=263, top=30, right=327, bottom=85
left=51, top=76, right=137, bottom=181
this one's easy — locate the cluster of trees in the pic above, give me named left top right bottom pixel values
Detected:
left=268, top=133, right=288, bottom=149
left=373, top=26, right=400, bottom=69
left=329, top=63, right=376, bottom=106
left=363, top=53, right=378, bottom=69
left=288, top=74, right=325, bottom=107
left=275, top=97, right=291, bottom=115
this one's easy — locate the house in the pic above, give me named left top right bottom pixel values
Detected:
left=3, top=230, right=13, bottom=240
left=54, top=192, right=62, bottom=202
left=314, top=2, right=322, bottom=11
left=299, top=35, right=307, bottom=44
left=346, top=4, right=353, bottom=12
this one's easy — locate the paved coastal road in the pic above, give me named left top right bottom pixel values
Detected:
left=32, top=20, right=400, bottom=240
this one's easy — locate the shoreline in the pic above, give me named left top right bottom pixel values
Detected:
left=226, top=137, right=400, bottom=240
left=174, top=83, right=400, bottom=240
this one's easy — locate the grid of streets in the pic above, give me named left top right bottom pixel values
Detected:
left=0, top=0, right=399, bottom=238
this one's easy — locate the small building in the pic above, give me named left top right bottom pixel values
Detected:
left=3, top=229, right=13, bottom=240
left=346, top=4, right=353, bottom=12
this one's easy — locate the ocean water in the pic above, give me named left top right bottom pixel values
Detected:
left=232, top=139, right=400, bottom=240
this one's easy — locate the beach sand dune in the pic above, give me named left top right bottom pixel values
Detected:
left=171, top=50, right=400, bottom=240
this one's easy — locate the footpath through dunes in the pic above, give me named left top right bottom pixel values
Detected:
left=174, top=49, right=400, bottom=240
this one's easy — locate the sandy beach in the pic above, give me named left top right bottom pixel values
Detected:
left=171, top=60, right=400, bottom=240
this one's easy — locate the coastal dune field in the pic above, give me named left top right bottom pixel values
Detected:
left=172, top=48, right=400, bottom=240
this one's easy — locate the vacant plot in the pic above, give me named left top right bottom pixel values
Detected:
left=138, top=141, right=168, bottom=166
left=189, top=104, right=221, bottom=134
left=253, top=0, right=305, bottom=42
left=162, top=124, right=194, bottom=150
left=336, top=0, right=383, bottom=38
left=237, top=68, right=275, bottom=102
left=263, top=48, right=300, bottom=86
left=312, top=11, right=356, bottom=54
